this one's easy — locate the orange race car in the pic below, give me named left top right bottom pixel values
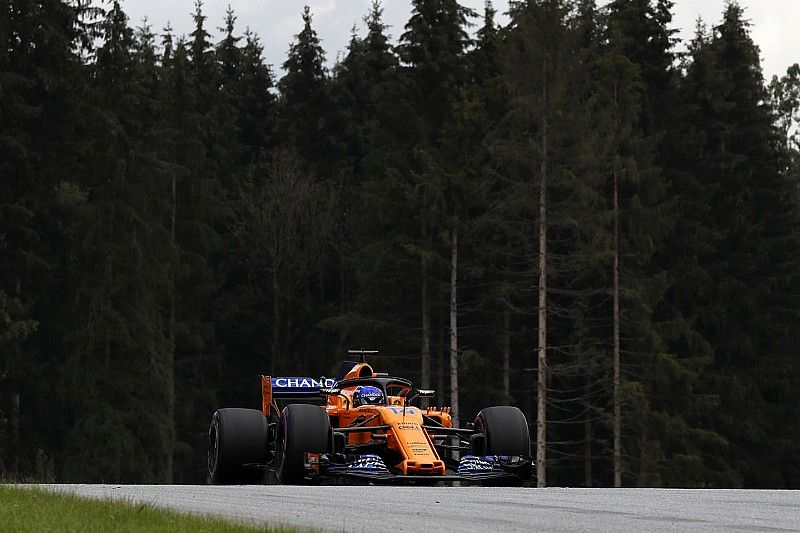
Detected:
left=207, top=351, right=533, bottom=485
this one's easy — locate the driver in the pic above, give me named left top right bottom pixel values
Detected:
left=353, top=385, right=385, bottom=407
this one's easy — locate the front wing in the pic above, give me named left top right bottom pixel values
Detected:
left=305, top=453, right=533, bottom=484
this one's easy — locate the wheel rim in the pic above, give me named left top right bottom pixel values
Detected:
left=476, top=415, right=489, bottom=453
left=208, top=424, right=220, bottom=475
left=275, top=421, right=286, bottom=478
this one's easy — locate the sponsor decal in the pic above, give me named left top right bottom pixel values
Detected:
left=387, top=407, right=418, bottom=415
left=321, top=454, right=389, bottom=475
left=356, top=386, right=384, bottom=404
left=272, top=377, right=336, bottom=389
left=350, top=454, right=389, bottom=471
left=457, top=455, right=504, bottom=475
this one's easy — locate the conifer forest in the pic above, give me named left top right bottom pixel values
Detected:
left=2, top=0, right=800, bottom=488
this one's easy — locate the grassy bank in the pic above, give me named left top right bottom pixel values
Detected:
left=0, top=485, right=296, bottom=532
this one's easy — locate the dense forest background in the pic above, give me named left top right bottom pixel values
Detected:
left=2, top=0, right=799, bottom=487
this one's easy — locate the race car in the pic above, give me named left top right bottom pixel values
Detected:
left=207, top=351, right=533, bottom=485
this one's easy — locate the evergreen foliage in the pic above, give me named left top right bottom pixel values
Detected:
left=1, top=0, right=798, bottom=488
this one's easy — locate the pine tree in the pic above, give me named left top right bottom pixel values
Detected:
left=334, top=0, right=397, bottom=165
left=206, top=6, right=243, bottom=183
left=279, top=6, right=332, bottom=167
left=323, top=2, right=399, bottom=356
left=606, top=0, right=678, bottom=134
left=189, top=0, right=215, bottom=110
left=601, top=0, right=718, bottom=488
left=217, top=6, right=240, bottom=89
left=235, top=29, right=275, bottom=154
left=51, top=0, right=176, bottom=483
left=0, top=0, right=96, bottom=480
left=156, top=32, right=225, bottom=482
left=674, top=3, right=800, bottom=487
left=395, top=0, right=475, bottom=418
left=491, top=0, right=605, bottom=486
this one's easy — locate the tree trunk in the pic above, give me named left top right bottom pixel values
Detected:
left=421, top=223, right=431, bottom=390
left=11, top=391, right=19, bottom=480
left=167, top=174, right=177, bottom=483
left=338, top=230, right=346, bottom=353
left=449, top=225, right=459, bottom=428
left=502, top=304, right=511, bottom=404
left=271, top=269, right=280, bottom=375
left=287, top=285, right=295, bottom=368
left=10, top=280, right=21, bottom=480
left=536, top=72, right=549, bottom=489
left=613, top=163, right=622, bottom=488
left=340, top=175, right=347, bottom=342
left=638, top=425, right=647, bottom=485
left=584, top=380, right=593, bottom=488
left=437, top=311, right=445, bottom=406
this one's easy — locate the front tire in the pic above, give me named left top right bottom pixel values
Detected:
left=208, top=408, right=268, bottom=484
left=473, top=406, right=532, bottom=485
left=274, top=404, right=331, bottom=484
left=474, top=406, right=531, bottom=457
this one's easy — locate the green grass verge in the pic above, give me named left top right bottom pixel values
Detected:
left=0, top=485, right=297, bottom=533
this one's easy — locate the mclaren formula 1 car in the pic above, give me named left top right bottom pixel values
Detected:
left=207, top=351, right=533, bottom=485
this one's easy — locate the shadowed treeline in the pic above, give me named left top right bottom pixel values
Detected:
left=1, top=0, right=799, bottom=487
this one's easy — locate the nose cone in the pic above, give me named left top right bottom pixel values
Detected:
left=379, top=406, right=446, bottom=476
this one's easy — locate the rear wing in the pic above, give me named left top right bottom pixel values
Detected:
left=261, top=376, right=335, bottom=416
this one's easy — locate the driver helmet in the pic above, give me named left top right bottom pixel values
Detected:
left=353, top=385, right=385, bottom=407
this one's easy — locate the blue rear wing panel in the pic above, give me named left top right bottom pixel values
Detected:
left=271, top=377, right=336, bottom=397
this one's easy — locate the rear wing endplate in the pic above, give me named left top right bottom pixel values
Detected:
left=261, top=376, right=335, bottom=416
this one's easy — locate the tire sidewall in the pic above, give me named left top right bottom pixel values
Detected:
left=275, top=408, right=290, bottom=482
left=208, top=411, right=224, bottom=482
left=475, top=406, right=531, bottom=458
left=275, top=404, right=331, bottom=484
left=207, top=408, right=267, bottom=484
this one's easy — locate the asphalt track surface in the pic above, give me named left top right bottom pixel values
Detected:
left=38, top=484, right=800, bottom=532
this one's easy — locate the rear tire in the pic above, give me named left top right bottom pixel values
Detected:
left=274, top=404, right=331, bottom=484
left=208, top=408, right=268, bottom=484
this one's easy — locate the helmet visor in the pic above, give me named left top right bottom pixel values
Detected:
left=356, top=386, right=384, bottom=405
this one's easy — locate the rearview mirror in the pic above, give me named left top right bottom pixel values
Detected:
left=320, top=387, right=349, bottom=409
left=407, top=389, right=436, bottom=405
